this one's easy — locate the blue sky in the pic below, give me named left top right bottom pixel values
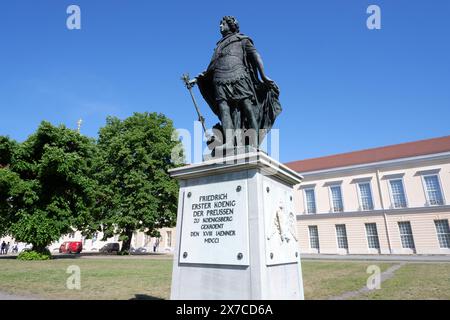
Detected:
left=0, top=0, right=449, bottom=163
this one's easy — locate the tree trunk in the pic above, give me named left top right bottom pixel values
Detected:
left=121, top=229, right=133, bottom=253
left=32, top=244, right=48, bottom=254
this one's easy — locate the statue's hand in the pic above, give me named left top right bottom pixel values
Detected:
left=187, top=72, right=206, bottom=88
left=196, top=71, right=207, bottom=79
left=262, top=75, right=275, bottom=87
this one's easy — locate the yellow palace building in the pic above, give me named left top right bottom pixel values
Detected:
left=286, top=135, right=450, bottom=255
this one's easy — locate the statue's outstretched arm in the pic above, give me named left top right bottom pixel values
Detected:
left=188, top=71, right=208, bottom=86
left=250, top=51, right=274, bottom=86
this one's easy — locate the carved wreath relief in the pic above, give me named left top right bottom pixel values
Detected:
left=267, top=200, right=297, bottom=244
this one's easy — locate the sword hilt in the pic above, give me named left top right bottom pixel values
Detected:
left=181, top=73, right=209, bottom=137
left=181, top=73, right=197, bottom=89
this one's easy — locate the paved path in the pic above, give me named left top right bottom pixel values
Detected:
left=301, top=254, right=450, bottom=262
left=0, top=291, right=42, bottom=300
left=329, top=262, right=407, bottom=300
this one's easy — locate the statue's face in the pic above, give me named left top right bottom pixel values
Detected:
left=220, top=20, right=230, bottom=34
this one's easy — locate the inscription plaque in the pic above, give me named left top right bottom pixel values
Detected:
left=179, top=179, right=249, bottom=265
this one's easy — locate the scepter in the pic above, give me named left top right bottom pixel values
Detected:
left=181, top=73, right=208, bottom=134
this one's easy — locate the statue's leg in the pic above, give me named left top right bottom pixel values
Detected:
left=240, top=98, right=260, bottom=148
left=217, top=100, right=234, bottom=146
left=241, top=98, right=259, bottom=132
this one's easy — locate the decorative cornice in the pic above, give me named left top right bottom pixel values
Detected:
left=298, top=152, right=450, bottom=179
left=296, top=205, right=450, bottom=220
left=350, top=177, right=373, bottom=184
left=169, top=151, right=303, bottom=186
left=414, top=168, right=441, bottom=176
left=381, top=173, right=405, bottom=180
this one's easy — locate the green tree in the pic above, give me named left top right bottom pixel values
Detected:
left=95, top=112, right=183, bottom=252
left=0, top=122, right=98, bottom=254
left=0, top=136, right=17, bottom=166
left=0, top=136, right=18, bottom=237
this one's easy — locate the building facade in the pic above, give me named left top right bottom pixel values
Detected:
left=286, top=136, right=450, bottom=255
left=0, top=228, right=176, bottom=254
left=47, top=227, right=176, bottom=253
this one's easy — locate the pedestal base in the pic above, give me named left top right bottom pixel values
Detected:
left=169, top=151, right=304, bottom=300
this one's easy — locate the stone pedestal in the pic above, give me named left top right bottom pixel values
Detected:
left=169, top=151, right=304, bottom=300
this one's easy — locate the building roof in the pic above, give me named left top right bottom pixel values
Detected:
left=285, top=135, right=450, bottom=173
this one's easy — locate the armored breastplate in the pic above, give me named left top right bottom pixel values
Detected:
left=211, top=35, right=247, bottom=83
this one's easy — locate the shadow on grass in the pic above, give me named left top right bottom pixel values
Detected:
left=51, top=254, right=82, bottom=259
left=0, top=255, right=18, bottom=260
left=0, top=252, right=174, bottom=260
left=130, top=294, right=164, bottom=300
left=0, top=254, right=84, bottom=260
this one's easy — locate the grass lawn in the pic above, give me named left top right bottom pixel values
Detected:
left=355, top=263, right=450, bottom=300
left=0, top=257, right=173, bottom=300
left=0, top=257, right=449, bottom=300
left=301, top=261, right=393, bottom=300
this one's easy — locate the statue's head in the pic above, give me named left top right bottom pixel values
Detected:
left=220, top=16, right=239, bottom=35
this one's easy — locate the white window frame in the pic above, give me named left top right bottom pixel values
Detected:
left=398, top=221, right=416, bottom=250
left=335, top=224, right=348, bottom=250
left=166, top=231, right=172, bottom=248
left=92, top=232, right=98, bottom=243
left=364, top=223, right=380, bottom=251
left=434, top=219, right=450, bottom=249
left=308, top=225, right=320, bottom=251
left=143, top=234, right=151, bottom=247
left=357, top=181, right=374, bottom=211
left=328, top=184, right=344, bottom=213
left=303, top=188, right=317, bottom=214
left=387, top=178, right=408, bottom=209
left=420, top=174, right=445, bottom=206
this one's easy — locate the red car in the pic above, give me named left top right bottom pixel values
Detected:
left=59, top=241, right=82, bottom=254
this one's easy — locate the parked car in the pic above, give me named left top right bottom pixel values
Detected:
left=18, top=244, right=33, bottom=253
left=59, top=241, right=83, bottom=254
left=131, top=247, right=148, bottom=254
left=99, top=242, right=120, bottom=254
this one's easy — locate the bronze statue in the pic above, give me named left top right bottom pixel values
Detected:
left=184, top=16, right=282, bottom=152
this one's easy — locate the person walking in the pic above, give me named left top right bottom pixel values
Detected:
left=5, top=242, right=10, bottom=255
left=153, top=238, right=160, bottom=253
left=0, top=241, right=5, bottom=255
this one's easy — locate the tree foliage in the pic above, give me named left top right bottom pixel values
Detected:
left=0, top=122, right=97, bottom=252
left=95, top=112, right=183, bottom=252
